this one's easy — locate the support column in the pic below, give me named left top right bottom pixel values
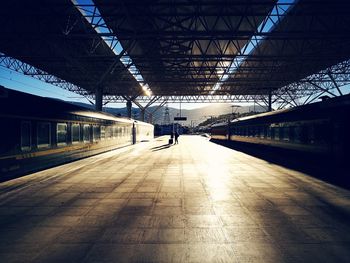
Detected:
left=268, top=90, right=272, bottom=112
left=140, top=109, right=145, bottom=122
left=95, top=87, right=103, bottom=111
left=126, top=100, right=132, bottom=118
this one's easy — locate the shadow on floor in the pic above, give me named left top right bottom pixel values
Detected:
left=151, top=144, right=172, bottom=151
left=211, top=139, right=350, bottom=190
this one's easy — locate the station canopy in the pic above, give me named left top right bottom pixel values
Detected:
left=1, top=0, right=350, bottom=97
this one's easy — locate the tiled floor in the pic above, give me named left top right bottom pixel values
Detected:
left=1, top=135, right=350, bottom=262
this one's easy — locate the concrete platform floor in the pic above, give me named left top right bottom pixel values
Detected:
left=1, top=135, right=350, bottom=263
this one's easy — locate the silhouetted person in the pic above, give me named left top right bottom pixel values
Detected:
left=175, top=131, right=179, bottom=144
left=169, top=132, right=174, bottom=144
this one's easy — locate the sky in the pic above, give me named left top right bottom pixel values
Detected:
left=0, top=66, right=214, bottom=110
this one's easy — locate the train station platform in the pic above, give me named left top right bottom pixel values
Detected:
left=1, top=135, right=350, bottom=263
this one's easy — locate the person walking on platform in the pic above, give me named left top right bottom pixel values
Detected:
left=175, top=131, right=180, bottom=144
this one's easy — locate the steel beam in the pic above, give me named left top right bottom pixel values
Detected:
left=0, top=53, right=88, bottom=95
left=126, top=100, right=132, bottom=118
left=95, top=87, right=103, bottom=111
left=268, top=91, right=272, bottom=111
left=1, top=54, right=350, bottom=109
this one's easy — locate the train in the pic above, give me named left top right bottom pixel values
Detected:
left=0, top=86, right=154, bottom=179
left=211, top=94, right=350, bottom=166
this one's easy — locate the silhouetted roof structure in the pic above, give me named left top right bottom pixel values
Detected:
left=94, top=0, right=276, bottom=95
left=0, top=0, right=140, bottom=96
left=222, top=0, right=350, bottom=94
left=1, top=0, right=350, bottom=97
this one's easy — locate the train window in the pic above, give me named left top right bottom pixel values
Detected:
left=278, top=127, right=283, bottom=140
left=93, top=125, right=100, bottom=141
left=115, top=127, right=119, bottom=138
left=274, top=127, right=281, bottom=140
left=249, top=126, right=253, bottom=137
left=37, top=122, right=51, bottom=148
left=72, top=124, right=80, bottom=143
left=281, top=127, right=289, bottom=141
left=308, top=125, right=315, bottom=144
left=299, top=125, right=309, bottom=144
left=100, top=126, right=105, bottom=140
left=105, top=126, right=112, bottom=139
left=294, top=126, right=303, bottom=143
left=254, top=127, right=257, bottom=137
left=83, top=124, right=90, bottom=143
left=21, top=121, right=31, bottom=151
left=113, top=126, right=118, bottom=138
left=255, top=127, right=260, bottom=137
left=231, top=127, right=236, bottom=135
left=289, top=127, right=295, bottom=142
left=314, top=123, right=328, bottom=145
left=260, top=127, right=264, bottom=138
left=111, top=126, right=114, bottom=138
left=267, top=127, right=271, bottom=139
left=263, top=126, right=268, bottom=138
left=57, top=123, right=67, bottom=146
left=271, top=127, right=275, bottom=140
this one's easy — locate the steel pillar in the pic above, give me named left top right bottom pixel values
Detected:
left=126, top=100, right=132, bottom=118
left=268, top=91, right=272, bottom=112
left=140, top=109, right=145, bottom=122
left=95, top=87, right=103, bottom=111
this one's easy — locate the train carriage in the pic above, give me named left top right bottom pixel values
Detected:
left=210, top=121, right=229, bottom=140
left=211, top=94, right=350, bottom=165
left=0, top=86, right=154, bottom=178
left=134, top=120, right=154, bottom=143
